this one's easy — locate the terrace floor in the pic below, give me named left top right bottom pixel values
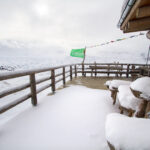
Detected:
left=0, top=77, right=132, bottom=150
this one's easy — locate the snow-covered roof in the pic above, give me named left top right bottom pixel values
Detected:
left=117, top=0, right=136, bottom=27
left=118, top=0, right=150, bottom=33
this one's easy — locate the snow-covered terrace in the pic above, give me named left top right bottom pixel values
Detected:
left=0, top=63, right=149, bottom=150
left=0, top=77, right=121, bottom=150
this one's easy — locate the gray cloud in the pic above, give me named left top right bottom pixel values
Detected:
left=0, top=0, right=149, bottom=58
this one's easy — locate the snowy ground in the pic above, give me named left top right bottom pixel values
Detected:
left=0, top=85, right=119, bottom=150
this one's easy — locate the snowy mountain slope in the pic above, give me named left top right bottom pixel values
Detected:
left=0, top=37, right=149, bottom=72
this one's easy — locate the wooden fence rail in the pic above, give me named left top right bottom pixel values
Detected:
left=0, top=63, right=149, bottom=114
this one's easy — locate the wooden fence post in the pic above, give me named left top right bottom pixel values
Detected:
left=116, top=62, right=119, bottom=77
left=91, top=68, right=93, bottom=77
left=82, top=63, right=84, bottom=77
left=30, top=74, right=37, bottom=106
left=95, top=62, right=97, bottom=77
left=63, top=67, right=66, bottom=85
left=148, top=70, right=150, bottom=77
left=51, top=69, right=55, bottom=93
left=126, top=64, right=130, bottom=78
left=75, top=65, right=77, bottom=77
left=120, top=64, right=123, bottom=77
left=107, top=64, right=110, bottom=77
left=70, top=65, right=72, bottom=80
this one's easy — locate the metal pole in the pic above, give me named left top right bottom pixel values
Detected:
left=146, top=45, right=150, bottom=65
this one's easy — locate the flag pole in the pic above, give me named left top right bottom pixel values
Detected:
left=82, top=47, right=86, bottom=64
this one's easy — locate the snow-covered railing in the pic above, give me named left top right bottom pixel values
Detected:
left=0, top=63, right=149, bottom=114
left=0, top=64, right=79, bottom=114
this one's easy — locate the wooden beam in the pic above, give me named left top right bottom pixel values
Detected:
left=124, top=17, right=150, bottom=33
left=0, top=83, right=30, bottom=98
left=136, top=5, right=150, bottom=18
left=51, top=69, right=55, bottom=93
left=121, top=0, right=142, bottom=30
left=82, top=63, right=84, bottom=76
left=30, top=74, right=37, bottom=106
left=0, top=93, right=31, bottom=114
left=63, top=67, right=66, bottom=85
left=75, top=65, right=77, bottom=77
left=70, top=66, right=72, bottom=80
left=0, top=63, right=80, bottom=81
left=124, top=28, right=149, bottom=33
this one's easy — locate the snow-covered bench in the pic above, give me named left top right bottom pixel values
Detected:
left=105, top=77, right=150, bottom=150
left=130, top=77, right=150, bottom=117
left=118, top=85, right=142, bottom=117
left=105, top=80, right=131, bottom=105
left=105, top=77, right=150, bottom=117
left=105, top=113, right=150, bottom=150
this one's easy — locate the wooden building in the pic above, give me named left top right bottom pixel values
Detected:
left=118, top=0, right=150, bottom=33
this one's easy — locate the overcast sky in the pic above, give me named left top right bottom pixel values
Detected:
left=0, top=0, right=149, bottom=57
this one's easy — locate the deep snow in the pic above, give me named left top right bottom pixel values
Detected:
left=0, top=85, right=119, bottom=150
left=106, top=113, right=150, bottom=150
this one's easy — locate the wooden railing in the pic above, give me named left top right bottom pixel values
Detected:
left=0, top=64, right=79, bottom=114
left=78, top=63, right=150, bottom=77
left=0, top=63, right=149, bottom=114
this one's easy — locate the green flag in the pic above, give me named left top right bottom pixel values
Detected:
left=70, top=48, right=85, bottom=58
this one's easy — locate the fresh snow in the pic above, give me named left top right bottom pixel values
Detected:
left=105, top=80, right=131, bottom=90
left=105, top=80, right=111, bottom=87
left=118, top=85, right=141, bottom=110
left=0, top=85, right=119, bottom=150
left=105, top=113, right=150, bottom=150
left=130, top=77, right=150, bottom=100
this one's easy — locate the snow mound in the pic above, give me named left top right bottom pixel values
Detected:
left=118, top=85, right=141, bottom=110
left=105, top=80, right=111, bottom=87
left=130, top=77, right=150, bottom=100
left=105, top=113, right=150, bottom=150
left=105, top=80, right=131, bottom=90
